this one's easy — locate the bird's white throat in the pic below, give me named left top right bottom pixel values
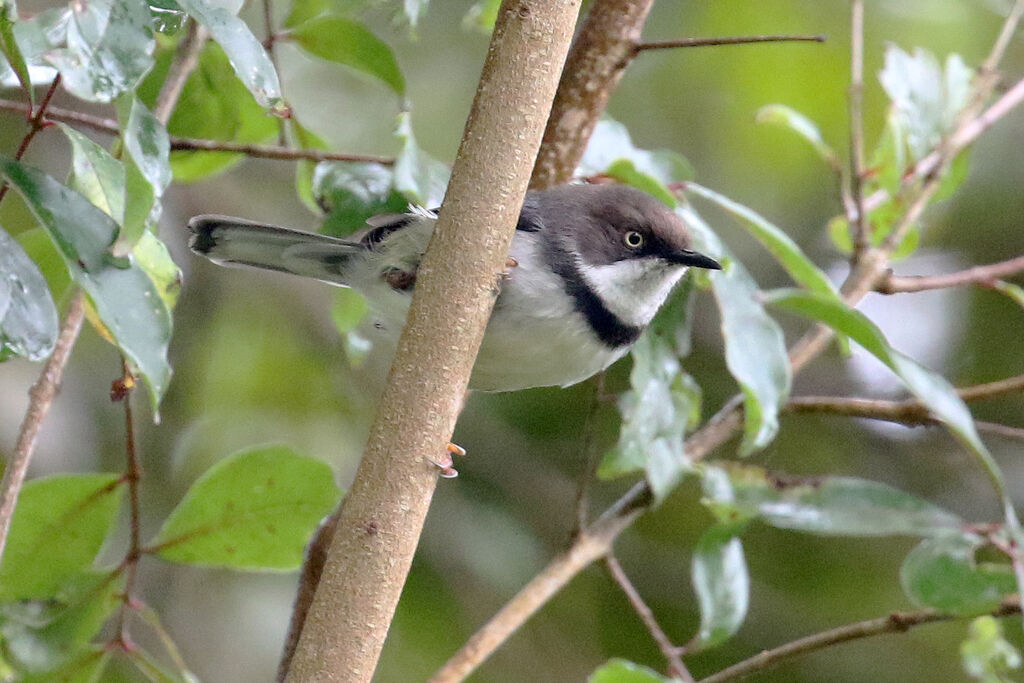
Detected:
left=579, top=258, right=686, bottom=327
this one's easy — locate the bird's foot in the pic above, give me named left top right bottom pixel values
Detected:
left=430, top=442, right=466, bottom=479
left=499, top=256, right=519, bottom=280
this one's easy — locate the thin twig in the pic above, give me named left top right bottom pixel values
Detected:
left=111, top=361, right=142, bottom=648
left=0, top=292, right=85, bottom=561
left=878, top=254, right=1024, bottom=293
left=0, top=97, right=396, bottom=165
left=848, top=0, right=869, bottom=256
left=604, top=555, right=694, bottom=683
left=261, top=0, right=287, bottom=146
left=0, top=75, right=61, bottom=204
left=975, top=421, right=1024, bottom=441
left=152, top=20, right=207, bottom=125
left=697, top=599, right=1021, bottom=683
left=633, top=34, right=825, bottom=53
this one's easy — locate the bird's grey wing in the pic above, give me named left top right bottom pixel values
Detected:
left=189, top=215, right=366, bottom=285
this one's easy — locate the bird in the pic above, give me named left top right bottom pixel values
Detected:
left=188, top=183, right=721, bottom=395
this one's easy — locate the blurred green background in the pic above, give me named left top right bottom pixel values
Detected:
left=2, top=0, right=1024, bottom=681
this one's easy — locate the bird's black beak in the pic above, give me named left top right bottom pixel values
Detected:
left=669, top=249, right=722, bottom=270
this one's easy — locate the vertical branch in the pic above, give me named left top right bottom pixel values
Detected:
left=152, top=20, right=207, bottom=125
left=111, top=362, right=142, bottom=647
left=530, top=0, right=656, bottom=189
left=848, top=0, right=869, bottom=256
left=282, top=2, right=582, bottom=680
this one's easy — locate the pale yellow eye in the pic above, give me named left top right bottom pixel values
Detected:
left=623, top=231, right=644, bottom=249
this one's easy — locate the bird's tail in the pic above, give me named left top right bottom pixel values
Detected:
left=188, top=215, right=365, bottom=285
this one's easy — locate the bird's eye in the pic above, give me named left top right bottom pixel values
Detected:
left=623, top=230, right=644, bottom=249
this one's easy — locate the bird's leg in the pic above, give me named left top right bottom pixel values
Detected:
left=429, top=442, right=466, bottom=479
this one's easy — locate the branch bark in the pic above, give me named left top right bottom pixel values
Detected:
left=878, top=254, right=1024, bottom=293
left=529, top=0, right=656, bottom=189
left=281, top=2, right=581, bottom=680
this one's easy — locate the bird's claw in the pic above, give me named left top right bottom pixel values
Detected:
left=430, top=442, right=466, bottom=479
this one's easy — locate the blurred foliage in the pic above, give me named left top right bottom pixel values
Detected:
left=0, top=0, right=1021, bottom=681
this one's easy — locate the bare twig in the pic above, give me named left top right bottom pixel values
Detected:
left=152, top=20, right=207, bottom=125
left=0, top=293, right=85, bottom=561
left=633, top=34, right=825, bottom=53
left=878, top=255, right=1024, bottom=293
left=697, top=599, right=1021, bottom=683
left=0, top=75, right=61, bottom=204
left=848, top=0, right=869, bottom=255
left=260, top=0, right=287, bottom=146
left=110, top=362, right=142, bottom=648
left=976, top=422, right=1024, bottom=440
left=0, top=98, right=396, bottom=165
left=604, top=555, right=694, bottom=683
left=530, top=0, right=657, bottom=189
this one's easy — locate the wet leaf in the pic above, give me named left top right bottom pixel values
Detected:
left=678, top=205, right=791, bottom=454
left=0, top=224, right=58, bottom=361
left=152, top=445, right=341, bottom=570
left=0, top=156, right=174, bottom=411
left=175, top=0, right=284, bottom=111
left=0, top=3, right=33, bottom=105
left=290, top=14, right=405, bottom=96
left=46, top=0, right=155, bottom=103
left=690, top=524, right=749, bottom=650
left=59, top=124, right=125, bottom=221
left=0, top=474, right=122, bottom=600
left=901, top=533, right=1016, bottom=615
left=114, top=95, right=170, bottom=254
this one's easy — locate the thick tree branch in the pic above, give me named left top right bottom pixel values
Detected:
left=282, top=2, right=581, bottom=680
left=697, top=599, right=1022, bottom=683
left=877, top=255, right=1024, bottom=293
left=530, top=0, right=656, bottom=189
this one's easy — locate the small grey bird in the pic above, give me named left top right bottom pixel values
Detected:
left=189, top=183, right=721, bottom=392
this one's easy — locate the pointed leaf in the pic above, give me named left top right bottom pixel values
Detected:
left=59, top=124, right=126, bottom=222
left=151, top=445, right=341, bottom=570
left=0, top=156, right=173, bottom=410
left=901, top=534, right=1016, bottom=615
left=589, top=659, right=670, bottom=683
left=0, top=224, right=58, bottom=361
left=691, top=524, right=749, bottom=651
left=0, top=475, right=123, bottom=600
left=290, top=15, right=405, bottom=96
left=678, top=205, right=791, bottom=454
left=175, top=0, right=284, bottom=111
left=0, top=3, right=33, bottom=105
left=755, top=104, right=838, bottom=167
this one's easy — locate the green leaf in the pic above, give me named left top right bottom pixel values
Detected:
left=992, top=280, right=1024, bottom=310
left=175, top=0, right=284, bottom=111
left=18, top=648, right=110, bottom=683
left=755, top=104, right=838, bottom=167
left=113, top=95, right=170, bottom=254
left=166, top=42, right=279, bottom=182
left=686, top=183, right=840, bottom=301
left=678, top=205, right=791, bottom=454
left=291, top=118, right=329, bottom=214
left=394, top=111, right=450, bottom=206
left=463, top=0, right=501, bottom=32
left=606, top=159, right=677, bottom=207
left=290, top=15, right=405, bottom=96
left=878, top=46, right=972, bottom=161
left=331, top=288, right=371, bottom=367
left=690, top=524, right=749, bottom=651
left=0, top=3, right=33, bottom=106
left=589, top=659, right=670, bottom=683
left=0, top=474, right=123, bottom=600
left=961, top=616, right=1022, bottom=683
left=151, top=445, right=342, bottom=570
left=702, top=463, right=963, bottom=536
left=0, top=156, right=174, bottom=411
left=1, top=572, right=121, bottom=675
left=45, top=0, right=155, bottom=103
left=599, top=332, right=694, bottom=501
left=59, top=123, right=126, bottom=222
left=579, top=118, right=694, bottom=187
left=313, top=160, right=408, bottom=237
left=901, top=534, right=1016, bottom=615
left=134, top=230, right=182, bottom=310
left=0, top=224, right=58, bottom=362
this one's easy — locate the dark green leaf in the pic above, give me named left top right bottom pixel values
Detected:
left=678, top=205, right=791, bottom=454
left=702, top=463, right=963, bottom=536
left=691, top=524, right=749, bottom=650
left=175, top=0, right=284, bottom=111
left=0, top=224, right=58, bottom=361
left=0, top=3, right=33, bottom=106
left=1, top=572, right=121, bottom=675
left=59, top=124, right=125, bottom=222
left=0, top=156, right=174, bottom=410
left=901, top=534, right=1016, bottom=615
left=290, top=15, right=405, bottom=96
left=15, top=228, right=71, bottom=308
left=313, top=160, right=408, bottom=237
left=961, top=616, right=1022, bottom=683
left=0, top=475, right=123, bottom=600
left=151, top=445, right=342, bottom=570
left=45, top=0, right=155, bottom=103
left=589, top=659, right=670, bottom=683
left=755, top=104, right=838, bottom=167
left=394, top=112, right=450, bottom=206
left=599, top=332, right=694, bottom=501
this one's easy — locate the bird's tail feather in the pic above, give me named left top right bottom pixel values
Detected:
left=188, top=215, right=364, bottom=285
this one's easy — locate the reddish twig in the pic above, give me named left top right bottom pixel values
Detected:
left=604, top=555, right=694, bottom=683
left=0, top=74, right=61, bottom=204
left=110, top=362, right=142, bottom=649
